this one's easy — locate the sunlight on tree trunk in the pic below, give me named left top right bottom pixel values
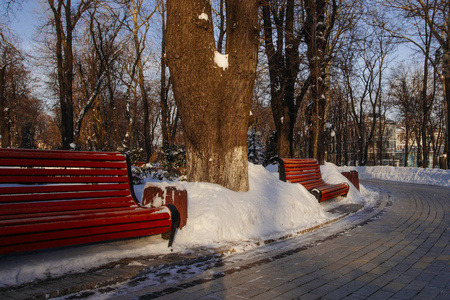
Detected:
left=166, top=0, right=259, bottom=191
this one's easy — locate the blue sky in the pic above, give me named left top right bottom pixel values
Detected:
left=8, top=1, right=40, bottom=50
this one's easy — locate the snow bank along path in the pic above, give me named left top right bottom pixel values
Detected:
left=339, top=165, right=450, bottom=187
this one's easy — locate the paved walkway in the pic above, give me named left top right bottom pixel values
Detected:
left=108, top=180, right=449, bottom=300
left=1, top=180, right=449, bottom=299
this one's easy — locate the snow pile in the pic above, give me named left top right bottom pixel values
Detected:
left=198, top=13, right=208, bottom=21
left=321, top=162, right=368, bottom=205
left=339, top=165, right=450, bottom=187
left=214, top=51, right=228, bottom=70
left=173, top=164, right=329, bottom=248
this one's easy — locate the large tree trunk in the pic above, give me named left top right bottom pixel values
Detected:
left=166, top=0, right=259, bottom=192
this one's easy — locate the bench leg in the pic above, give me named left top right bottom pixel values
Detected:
left=309, top=188, right=322, bottom=202
left=163, top=204, right=181, bottom=247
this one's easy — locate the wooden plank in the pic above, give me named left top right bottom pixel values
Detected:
left=0, top=219, right=172, bottom=246
left=282, top=158, right=318, bottom=164
left=0, top=183, right=131, bottom=198
left=0, top=168, right=128, bottom=176
left=0, top=206, right=139, bottom=223
left=0, top=209, right=170, bottom=234
left=0, top=149, right=126, bottom=161
left=0, top=175, right=130, bottom=184
left=0, top=158, right=127, bottom=169
left=0, top=190, right=132, bottom=205
left=286, top=173, right=322, bottom=181
left=0, top=227, right=170, bottom=254
left=0, top=197, right=137, bottom=218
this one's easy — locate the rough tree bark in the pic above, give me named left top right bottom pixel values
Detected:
left=166, top=0, right=259, bottom=192
left=262, top=0, right=307, bottom=158
left=303, top=0, right=340, bottom=164
left=47, top=0, right=92, bottom=149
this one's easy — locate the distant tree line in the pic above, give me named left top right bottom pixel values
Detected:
left=1, top=0, right=448, bottom=172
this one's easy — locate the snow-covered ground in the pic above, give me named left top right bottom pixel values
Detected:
left=339, top=165, right=450, bottom=187
left=0, top=163, right=448, bottom=288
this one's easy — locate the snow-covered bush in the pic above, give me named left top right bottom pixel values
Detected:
left=155, top=143, right=186, bottom=180
left=247, top=129, right=265, bottom=164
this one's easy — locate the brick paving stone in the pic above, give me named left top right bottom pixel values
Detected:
left=357, top=272, right=380, bottom=283
left=323, top=286, right=353, bottom=299
left=366, top=289, right=395, bottom=299
left=285, top=274, right=314, bottom=287
left=393, top=274, right=416, bottom=285
left=317, top=271, right=340, bottom=282
left=404, top=268, right=423, bottom=276
left=308, top=281, right=340, bottom=296
left=269, top=281, right=300, bottom=294
left=428, top=274, right=449, bottom=288
left=383, top=281, right=406, bottom=293
left=404, top=279, right=429, bottom=291
left=412, top=261, right=430, bottom=270
left=340, top=280, right=367, bottom=292
left=353, top=282, right=381, bottom=297
left=392, top=288, right=420, bottom=299
left=278, top=285, right=311, bottom=299
left=416, top=286, right=445, bottom=299
left=298, top=278, right=328, bottom=292
left=243, top=290, right=282, bottom=300
left=234, top=286, right=269, bottom=298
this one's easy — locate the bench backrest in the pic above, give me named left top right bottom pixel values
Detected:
left=0, top=148, right=139, bottom=219
left=271, top=157, right=325, bottom=190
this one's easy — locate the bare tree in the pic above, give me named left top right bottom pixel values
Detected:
left=157, top=0, right=179, bottom=149
left=73, top=3, right=125, bottom=147
left=383, top=0, right=448, bottom=168
left=390, top=64, right=423, bottom=166
left=261, top=0, right=360, bottom=162
left=0, top=29, right=45, bottom=149
left=45, top=0, right=94, bottom=149
left=166, top=0, right=259, bottom=191
left=262, top=0, right=306, bottom=158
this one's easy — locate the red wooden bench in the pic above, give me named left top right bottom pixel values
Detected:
left=0, top=148, right=180, bottom=255
left=270, top=157, right=349, bottom=202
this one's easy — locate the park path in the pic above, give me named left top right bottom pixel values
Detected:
left=109, top=179, right=449, bottom=300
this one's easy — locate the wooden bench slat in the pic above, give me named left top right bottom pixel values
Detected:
left=1, top=206, right=139, bottom=224
left=0, top=158, right=127, bottom=169
left=0, top=168, right=128, bottom=177
left=0, top=219, right=172, bottom=246
left=0, top=149, right=126, bottom=161
left=0, top=183, right=131, bottom=197
left=287, top=174, right=323, bottom=182
left=0, top=190, right=132, bottom=204
left=0, top=227, right=170, bottom=255
left=0, top=208, right=170, bottom=234
left=1, top=211, right=170, bottom=235
left=0, top=197, right=138, bottom=218
left=0, top=175, right=130, bottom=184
